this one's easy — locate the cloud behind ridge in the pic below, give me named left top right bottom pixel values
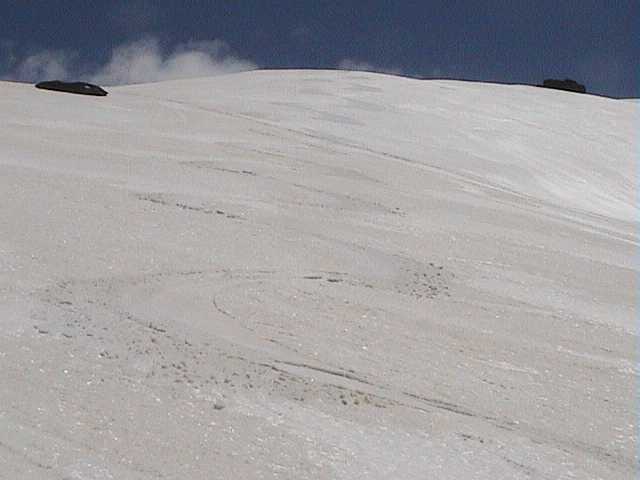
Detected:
left=90, top=38, right=257, bottom=85
left=1, top=37, right=257, bottom=85
left=337, top=58, right=403, bottom=76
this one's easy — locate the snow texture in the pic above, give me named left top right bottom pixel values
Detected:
left=0, top=70, right=636, bottom=479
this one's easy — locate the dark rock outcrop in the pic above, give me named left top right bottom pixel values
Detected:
left=35, top=81, right=108, bottom=96
left=541, top=78, right=586, bottom=94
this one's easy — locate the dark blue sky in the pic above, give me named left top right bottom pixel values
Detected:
left=1, top=1, right=637, bottom=97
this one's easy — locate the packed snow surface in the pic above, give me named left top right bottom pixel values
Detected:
left=0, top=70, right=636, bottom=479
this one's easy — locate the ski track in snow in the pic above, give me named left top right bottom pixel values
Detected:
left=0, top=70, right=636, bottom=479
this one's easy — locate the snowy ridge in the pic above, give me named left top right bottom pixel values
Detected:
left=0, top=70, right=636, bottom=479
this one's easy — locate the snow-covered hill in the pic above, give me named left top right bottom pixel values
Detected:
left=0, top=70, right=636, bottom=479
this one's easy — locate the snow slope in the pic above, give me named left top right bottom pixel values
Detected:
left=0, top=70, right=636, bottom=479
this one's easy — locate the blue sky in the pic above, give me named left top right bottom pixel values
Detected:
left=0, top=1, right=637, bottom=97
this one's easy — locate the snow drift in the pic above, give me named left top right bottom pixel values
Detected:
left=0, top=70, right=636, bottom=479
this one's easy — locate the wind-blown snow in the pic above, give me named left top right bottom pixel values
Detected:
left=0, top=70, right=636, bottom=479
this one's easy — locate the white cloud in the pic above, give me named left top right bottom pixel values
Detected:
left=6, top=50, right=75, bottom=82
left=90, top=38, right=257, bottom=85
left=1, top=37, right=257, bottom=85
left=337, top=58, right=403, bottom=76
